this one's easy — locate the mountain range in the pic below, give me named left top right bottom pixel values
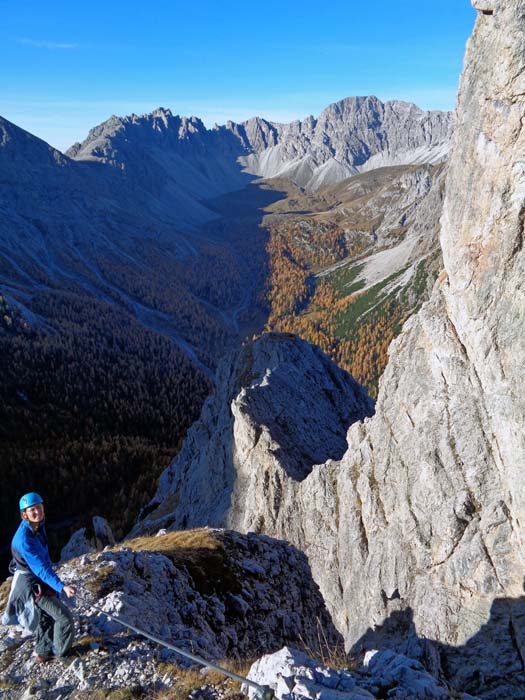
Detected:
left=67, top=95, right=451, bottom=203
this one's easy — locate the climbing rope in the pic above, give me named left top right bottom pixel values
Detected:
left=75, top=590, right=274, bottom=700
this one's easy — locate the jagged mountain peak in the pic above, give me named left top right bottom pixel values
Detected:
left=318, top=94, right=383, bottom=116
left=150, top=105, right=173, bottom=119
left=231, top=94, right=452, bottom=188
left=308, top=95, right=446, bottom=129
left=67, top=107, right=208, bottom=161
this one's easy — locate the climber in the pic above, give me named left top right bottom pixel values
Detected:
left=2, top=492, right=76, bottom=662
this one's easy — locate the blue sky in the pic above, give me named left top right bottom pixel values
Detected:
left=0, top=0, right=476, bottom=152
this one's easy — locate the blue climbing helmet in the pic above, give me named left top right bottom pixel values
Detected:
left=19, top=492, right=43, bottom=511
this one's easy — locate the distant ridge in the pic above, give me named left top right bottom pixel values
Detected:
left=68, top=95, right=452, bottom=192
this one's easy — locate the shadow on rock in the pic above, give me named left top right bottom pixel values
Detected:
left=350, top=595, right=525, bottom=699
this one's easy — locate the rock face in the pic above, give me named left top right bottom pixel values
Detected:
left=329, top=0, right=525, bottom=672
left=60, top=516, right=116, bottom=562
left=246, top=646, right=468, bottom=700
left=69, top=97, right=452, bottom=194
left=132, top=3, right=525, bottom=697
left=131, top=332, right=374, bottom=536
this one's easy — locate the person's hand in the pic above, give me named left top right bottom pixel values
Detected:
left=63, top=585, right=76, bottom=598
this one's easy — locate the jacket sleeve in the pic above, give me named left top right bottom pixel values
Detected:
left=19, top=534, right=64, bottom=594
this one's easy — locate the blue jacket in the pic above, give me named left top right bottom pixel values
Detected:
left=11, top=519, right=64, bottom=594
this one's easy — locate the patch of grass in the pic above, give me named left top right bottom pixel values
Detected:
left=119, top=529, right=241, bottom=596
left=411, top=258, right=428, bottom=299
left=84, top=562, right=125, bottom=598
left=123, top=529, right=221, bottom=560
left=0, top=649, right=16, bottom=674
left=345, top=278, right=367, bottom=296
left=298, top=618, right=358, bottom=672
left=329, top=263, right=365, bottom=298
left=0, top=680, right=19, bottom=689
left=74, top=634, right=109, bottom=653
left=154, top=660, right=251, bottom=700
left=201, top=657, right=254, bottom=687
left=73, top=688, right=144, bottom=700
left=334, top=266, right=409, bottom=337
left=83, top=530, right=230, bottom=598
left=81, top=529, right=246, bottom=607
left=156, top=656, right=254, bottom=680
left=174, top=667, right=209, bottom=697
left=394, top=257, right=437, bottom=324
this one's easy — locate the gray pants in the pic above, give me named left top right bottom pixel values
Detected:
left=35, top=594, right=74, bottom=657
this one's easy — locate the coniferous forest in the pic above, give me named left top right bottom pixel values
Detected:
left=0, top=294, right=211, bottom=561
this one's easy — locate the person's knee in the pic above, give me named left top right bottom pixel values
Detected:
left=58, top=606, right=74, bottom=625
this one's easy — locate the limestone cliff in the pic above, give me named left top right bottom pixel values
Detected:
left=329, top=0, right=525, bottom=654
